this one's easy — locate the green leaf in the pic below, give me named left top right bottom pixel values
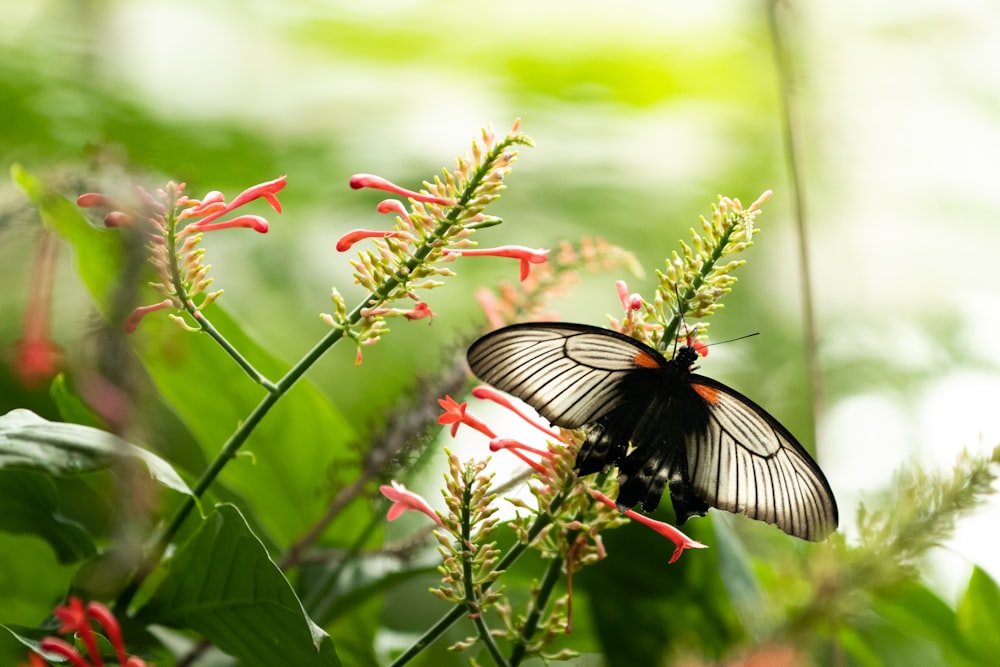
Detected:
left=873, top=583, right=983, bottom=667
left=957, top=566, right=1000, bottom=663
left=138, top=504, right=341, bottom=667
left=0, top=470, right=95, bottom=563
left=0, top=408, right=191, bottom=496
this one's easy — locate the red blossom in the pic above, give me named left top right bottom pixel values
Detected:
left=12, top=231, right=62, bottom=389
left=124, top=299, right=174, bottom=334
left=336, top=228, right=402, bottom=252
left=54, top=597, right=102, bottom=667
left=402, top=301, right=436, bottom=321
left=589, top=490, right=707, bottom=564
left=488, top=438, right=551, bottom=476
left=445, top=245, right=549, bottom=281
left=380, top=481, right=444, bottom=526
left=474, top=289, right=505, bottom=330
left=85, top=601, right=128, bottom=667
left=437, top=395, right=496, bottom=439
left=38, top=638, right=90, bottom=667
left=615, top=280, right=643, bottom=312
left=178, top=176, right=286, bottom=235
left=349, top=173, right=454, bottom=206
left=472, top=385, right=565, bottom=441
left=375, top=198, right=412, bottom=223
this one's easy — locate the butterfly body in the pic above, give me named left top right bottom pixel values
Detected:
left=467, top=322, right=838, bottom=541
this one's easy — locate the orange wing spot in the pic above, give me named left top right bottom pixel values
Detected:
left=632, top=350, right=661, bottom=369
left=692, top=382, right=720, bottom=405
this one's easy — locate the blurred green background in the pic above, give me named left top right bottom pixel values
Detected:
left=2, top=0, right=1000, bottom=664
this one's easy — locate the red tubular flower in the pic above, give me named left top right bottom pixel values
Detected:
left=589, top=490, right=707, bottom=564
left=380, top=481, right=444, bottom=526
left=349, top=173, right=454, bottom=206
left=54, top=597, right=103, bottom=667
left=445, top=245, right=549, bottom=281
left=336, top=228, right=402, bottom=252
left=402, top=301, right=436, bottom=321
left=178, top=176, right=286, bottom=235
left=13, top=231, right=62, bottom=389
left=37, top=638, right=90, bottom=667
left=124, top=299, right=174, bottom=334
left=488, top=438, right=551, bottom=476
left=474, top=288, right=505, bottom=330
left=85, top=601, right=127, bottom=667
left=615, top=280, right=643, bottom=312
left=472, top=385, right=565, bottom=441
left=437, top=395, right=496, bottom=439
left=375, top=198, right=412, bottom=223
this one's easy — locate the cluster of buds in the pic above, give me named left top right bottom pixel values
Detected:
left=24, top=597, right=148, bottom=666
left=322, top=120, right=536, bottom=364
left=381, top=386, right=705, bottom=659
left=638, top=191, right=772, bottom=350
left=77, top=177, right=287, bottom=333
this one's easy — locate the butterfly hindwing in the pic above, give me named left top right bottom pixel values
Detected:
left=686, top=375, right=838, bottom=540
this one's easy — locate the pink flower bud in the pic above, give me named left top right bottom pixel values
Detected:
left=336, top=228, right=401, bottom=252
left=350, top=173, right=455, bottom=206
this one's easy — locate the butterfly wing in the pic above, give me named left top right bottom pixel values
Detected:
left=684, top=375, right=839, bottom=541
left=466, top=322, right=666, bottom=430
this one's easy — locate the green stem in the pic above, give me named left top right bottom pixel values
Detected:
left=663, top=215, right=740, bottom=347
left=165, top=213, right=275, bottom=391
left=460, top=469, right=509, bottom=667
left=114, top=133, right=527, bottom=613
left=388, top=491, right=567, bottom=667
left=508, top=541, right=569, bottom=667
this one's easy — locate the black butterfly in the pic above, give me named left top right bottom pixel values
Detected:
left=467, top=322, right=838, bottom=541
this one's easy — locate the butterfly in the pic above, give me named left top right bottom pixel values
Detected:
left=466, top=322, right=838, bottom=541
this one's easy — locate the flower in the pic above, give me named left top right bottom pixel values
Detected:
left=77, top=176, right=286, bottom=332
left=336, top=228, right=402, bottom=252
left=350, top=173, right=455, bottom=206
left=445, top=245, right=549, bottom=281
left=380, top=481, right=444, bottom=527
left=589, top=490, right=707, bottom=564
left=471, top=385, right=565, bottom=441
left=28, top=597, right=149, bottom=667
left=488, top=438, right=551, bottom=476
left=616, top=280, right=643, bottom=312
left=12, top=230, right=62, bottom=389
left=437, top=395, right=497, bottom=439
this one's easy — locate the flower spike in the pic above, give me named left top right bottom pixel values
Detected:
left=78, top=176, right=287, bottom=332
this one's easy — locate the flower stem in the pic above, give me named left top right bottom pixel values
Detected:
left=114, top=132, right=526, bottom=613
left=460, top=467, right=509, bottom=667
left=164, top=210, right=276, bottom=391
left=508, top=539, right=571, bottom=667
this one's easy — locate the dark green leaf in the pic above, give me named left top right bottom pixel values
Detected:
left=957, top=566, right=1000, bottom=663
left=138, top=504, right=341, bottom=667
left=0, top=470, right=95, bottom=563
left=0, top=409, right=191, bottom=496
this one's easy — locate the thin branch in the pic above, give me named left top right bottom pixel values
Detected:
left=766, top=0, right=825, bottom=432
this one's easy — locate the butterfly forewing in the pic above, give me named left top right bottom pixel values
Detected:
left=467, top=323, right=663, bottom=429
